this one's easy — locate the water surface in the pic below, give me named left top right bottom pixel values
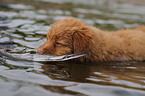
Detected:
left=0, top=0, right=145, bottom=96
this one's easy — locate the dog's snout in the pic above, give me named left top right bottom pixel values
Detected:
left=36, top=48, right=44, bottom=54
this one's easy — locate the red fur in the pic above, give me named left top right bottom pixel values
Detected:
left=37, top=17, right=145, bottom=62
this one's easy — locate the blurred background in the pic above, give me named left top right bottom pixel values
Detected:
left=0, top=0, right=145, bottom=96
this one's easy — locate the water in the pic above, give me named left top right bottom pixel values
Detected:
left=0, top=0, right=145, bottom=96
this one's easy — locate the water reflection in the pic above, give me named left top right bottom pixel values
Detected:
left=42, top=61, right=145, bottom=90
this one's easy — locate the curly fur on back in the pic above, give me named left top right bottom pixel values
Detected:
left=37, top=17, right=145, bottom=62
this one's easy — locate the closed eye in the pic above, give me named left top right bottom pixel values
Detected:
left=56, top=42, right=61, bottom=45
left=56, top=42, right=62, bottom=46
left=56, top=42, right=69, bottom=47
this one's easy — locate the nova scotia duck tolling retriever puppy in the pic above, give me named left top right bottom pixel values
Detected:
left=37, top=17, right=145, bottom=62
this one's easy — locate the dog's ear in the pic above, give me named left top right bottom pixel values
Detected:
left=72, top=27, right=92, bottom=53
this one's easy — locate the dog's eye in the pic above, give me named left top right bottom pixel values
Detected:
left=56, top=42, right=61, bottom=46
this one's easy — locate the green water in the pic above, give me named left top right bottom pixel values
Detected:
left=0, top=0, right=145, bottom=96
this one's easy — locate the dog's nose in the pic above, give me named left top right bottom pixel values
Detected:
left=36, top=48, right=44, bottom=54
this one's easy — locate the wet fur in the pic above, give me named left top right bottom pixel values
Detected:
left=37, top=17, right=145, bottom=62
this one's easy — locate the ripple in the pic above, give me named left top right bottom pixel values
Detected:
left=8, top=4, right=35, bottom=9
left=5, top=19, right=35, bottom=28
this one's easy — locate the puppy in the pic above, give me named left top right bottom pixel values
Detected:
left=37, top=17, right=145, bottom=62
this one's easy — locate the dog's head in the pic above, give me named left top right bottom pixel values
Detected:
left=37, top=17, right=93, bottom=56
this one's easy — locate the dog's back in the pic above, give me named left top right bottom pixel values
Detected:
left=112, top=27, right=145, bottom=61
left=89, top=25, right=145, bottom=61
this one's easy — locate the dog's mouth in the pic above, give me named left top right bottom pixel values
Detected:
left=33, top=53, right=87, bottom=62
left=0, top=48, right=87, bottom=62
